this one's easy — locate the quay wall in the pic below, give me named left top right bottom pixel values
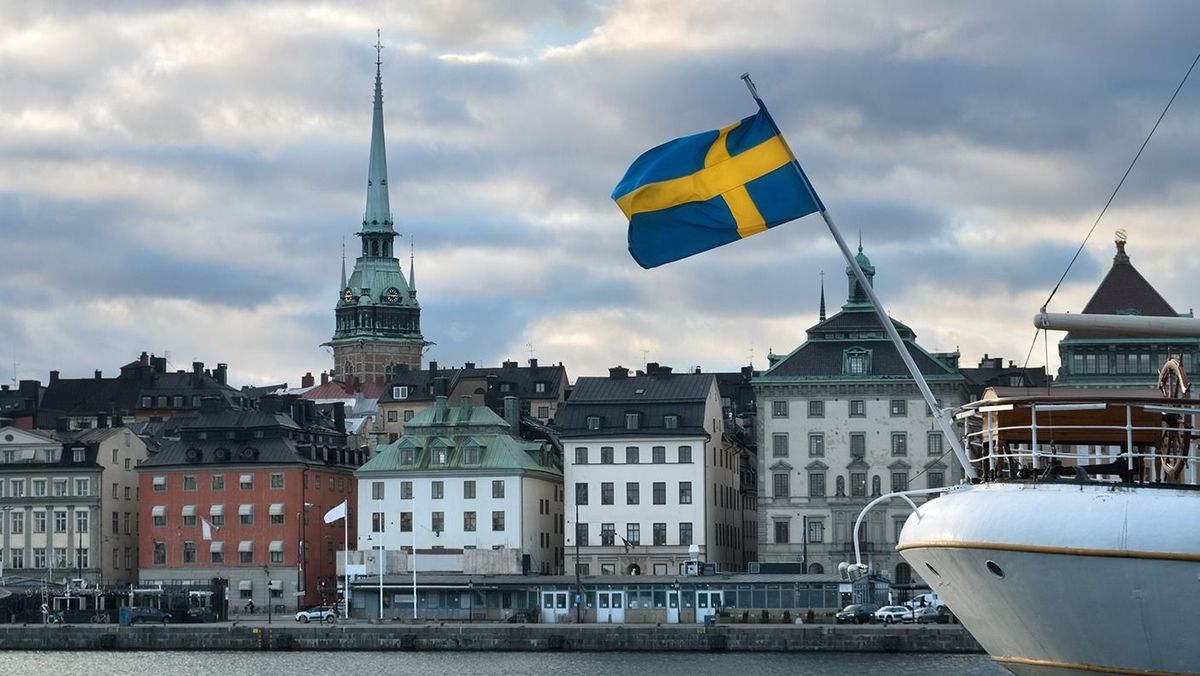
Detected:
left=0, top=624, right=983, bottom=653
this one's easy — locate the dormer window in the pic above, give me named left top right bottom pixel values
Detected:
left=399, top=448, right=415, bottom=465
left=433, top=447, right=449, bottom=465
left=499, top=382, right=514, bottom=393
left=844, top=348, right=872, bottom=375
left=462, top=443, right=481, bottom=465
left=586, top=416, right=601, bottom=430
left=663, top=415, right=679, bottom=429
left=392, top=386, right=409, bottom=399
left=625, top=413, right=640, bottom=430
left=534, top=382, right=547, bottom=394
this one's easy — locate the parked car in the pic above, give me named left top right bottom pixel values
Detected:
left=874, top=605, right=914, bottom=624
left=295, top=606, right=338, bottom=623
left=835, top=603, right=879, bottom=624
left=907, top=605, right=953, bottom=624
left=128, top=606, right=172, bottom=624
left=184, top=607, right=219, bottom=623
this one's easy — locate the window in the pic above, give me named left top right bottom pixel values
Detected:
left=601, top=523, right=616, bottom=546
left=575, top=483, right=588, bottom=505
left=33, top=512, right=47, bottom=534
left=268, top=473, right=283, bottom=489
left=679, top=522, right=693, bottom=546
left=891, top=472, right=909, bottom=492
left=141, top=396, right=152, bottom=408
left=625, top=412, right=640, bottom=430
left=625, top=446, right=639, bottom=464
left=432, top=481, right=444, bottom=499
left=574, top=447, right=588, bottom=465
left=111, top=511, right=119, bottom=534
left=891, top=433, right=908, bottom=456
left=586, top=416, right=601, bottom=430
left=664, top=415, right=679, bottom=429
left=210, top=542, right=224, bottom=564
left=928, top=471, right=945, bottom=489
left=851, top=472, right=867, bottom=497
left=463, top=480, right=476, bottom=499
left=678, top=446, right=692, bottom=464
left=10, top=511, right=23, bottom=535
left=808, top=520, right=824, bottom=543
left=679, top=481, right=692, bottom=504
left=652, top=446, right=666, bottom=463
left=772, top=400, right=789, bottom=418
left=399, top=448, right=415, bottom=464
left=772, top=433, right=789, bottom=457
left=601, top=482, right=614, bottom=505
left=849, top=400, right=866, bottom=417
left=626, top=482, right=640, bottom=505
left=372, top=512, right=385, bottom=532
left=433, top=447, right=448, bottom=465
left=372, top=482, right=385, bottom=500
left=386, top=410, right=398, bottom=423
left=154, top=542, right=166, bottom=565
left=653, top=522, right=667, bottom=546
left=403, top=409, right=415, bottom=421
left=182, top=507, right=196, bottom=527
left=400, top=512, right=412, bottom=532
left=873, top=475, right=882, bottom=496
left=210, top=474, right=225, bottom=491
left=240, top=474, right=253, bottom=490
left=34, top=548, right=47, bottom=568
left=240, top=505, right=253, bottom=526
left=808, top=400, right=824, bottom=418
left=537, top=406, right=549, bottom=419
left=773, top=473, right=789, bottom=497
left=239, top=543, right=253, bottom=564
left=392, top=386, right=409, bottom=399
left=891, top=400, right=907, bottom=416
left=463, top=511, right=476, bottom=532
left=152, top=507, right=166, bottom=527
left=75, top=478, right=90, bottom=496
left=601, top=447, right=614, bottom=464
left=928, top=433, right=944, bottom=456
left=626, top=523, right=640, bottom=545
left=492, top=511, right=505, bottom=531
left=53, top=479, right=67, bottom=496
left=652, top=482, right=666, bottom=505
left=32, top=479, right=46, bottom=496
left=183, top=541, right=196, bottom=564
left=152, top=476, right=166, bottom=492
left=809, top=472, right=826, bottom=497
left=577, top=523, right=589, bottom=546
left=845, top=348, right=871, bottom=375
left=492, top=480, right=505, bottom=499
left=774, top=520, right=789, bottom=544
left=431, top=512, right=444, bottom=533
left=400, top=481, right=413, bottom=499
left=56, top=511, right=69, bottom=533
left=850, top=433, right=866, bottom=457
left=808, top=433, right=825, bottom=457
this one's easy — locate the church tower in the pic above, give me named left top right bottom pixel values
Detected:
left=325, top=37, right=425, bottom=383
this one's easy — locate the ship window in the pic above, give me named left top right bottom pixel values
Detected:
left=985, top=560, right=1005, bottom=578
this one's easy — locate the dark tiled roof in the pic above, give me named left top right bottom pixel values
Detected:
left=567, top=372, right=714, bottom=403
left=555, top=373, right=714, bottom=438
left=144, top=437, right=309, bottom=468
left=177, top=409, right=301, bottom=431
left=764, top=339, right=956, bottom=378
left=379, top=363, right=569, bottom=405
left=1067, top=242, right=1181, bottom=339
left=810, top=309, right=916, bottom=337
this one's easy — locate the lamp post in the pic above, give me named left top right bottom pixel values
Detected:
left=263, top=565, right=272, bottom=624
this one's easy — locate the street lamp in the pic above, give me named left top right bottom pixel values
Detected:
left=263, top=565, right=272, bottom=624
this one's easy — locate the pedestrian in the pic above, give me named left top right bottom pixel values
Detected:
left=245, top=600, right=255, bottom=614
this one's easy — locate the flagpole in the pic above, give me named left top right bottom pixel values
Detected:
left=739, top=73, right=977, bottom=480
left=343, top=506, right=349, bottom=619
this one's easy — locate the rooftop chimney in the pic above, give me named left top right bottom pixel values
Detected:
left=151, top=356, right=167, bottom=374
left=434, top=395, right=449, bottom=421
left=503, top=360, right=517, bottom=369
left=608, top=366, right=629, bottom=379
left=49, top=370, right=60, bottom=384
left=429, top=360, right=438, bottom=372
left=302, top=372, right=314, bottom=388
left=334, top=401, right=346, bottom=434
left=528, top=358, right=538, bottom=368
left=503, top=396, right=520, bottom=432
left=320, top=371, right=329, bottom=386
left=140, top=351, right=150, bottom=367
left=458, top=395, right=473, bottom=419
left=464, top=362, right=476, bottom=370
left=94, top=370, right=102, bottom=380
left=215, top=363, right=228, bottom=386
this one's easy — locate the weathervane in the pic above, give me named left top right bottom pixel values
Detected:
left=375, top=29, right=384, bottom=66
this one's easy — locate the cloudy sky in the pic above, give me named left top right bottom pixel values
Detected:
left=4, top=0, right=1200, bottom=388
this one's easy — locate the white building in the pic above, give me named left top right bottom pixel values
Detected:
left=560, top=365, right=744, bottom=576
left=753, top=247, right=969, bottom=584
left=354, top=395, right=563, bottom=583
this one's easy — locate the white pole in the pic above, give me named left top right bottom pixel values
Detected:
left=342, top=510, right=349, bottom=619
left=411, top=500, right=417, bottom=620
left=378, top=529, right=384, bottom=620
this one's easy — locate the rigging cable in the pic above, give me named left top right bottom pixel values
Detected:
left=1039, top=48, right=1200, bottom=313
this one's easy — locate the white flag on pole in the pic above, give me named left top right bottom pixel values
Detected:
left=324, top=499, right=348, bottom=524
left=201, top=517, right=216, bottom=541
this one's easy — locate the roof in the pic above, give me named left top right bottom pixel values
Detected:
left=567, top=372, right=715, bottom=403
left=1066, top=240, right=1184, bottom=340
left=379, top=361, right=569, bottom=405
left=763, top=335, right=958, bottom=379
left=554, top=371, right=715, bottom=438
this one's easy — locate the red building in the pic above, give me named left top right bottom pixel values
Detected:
left=136, top=396, right=361, bottom=613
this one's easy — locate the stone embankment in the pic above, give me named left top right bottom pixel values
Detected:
left=0, top=623, right=983, bottom=653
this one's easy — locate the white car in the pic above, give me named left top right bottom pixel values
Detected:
left=874, top=605, right=913, bottom=624
left=295, top=605, right=338, bottom=623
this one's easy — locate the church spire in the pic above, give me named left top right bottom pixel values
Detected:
left=362, top=30, right=393, bottom=233
left=340, top=238, right=347, bottom=290
left=819, top=271, right=826, bottom=322
left=409, top=239, right=416, bottom=296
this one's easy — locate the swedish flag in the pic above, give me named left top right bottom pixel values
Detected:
left=613, top=105, right=823, bottom=268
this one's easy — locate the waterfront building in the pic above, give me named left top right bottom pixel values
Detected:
left=135, top=395, right=363, bottom=613
left=0, top=423, right=146, bottom=591
left=715, top=367, right=760, bottom=573
left=0, top=379, right=43, bottom=430
left=1053, top=237, right=1199, bottom=388
left=378, top=359, right=570, bottom=442
left=560, top=365, right=745, bottom=576
left=37, top=352, right=242, bottom=430
left=753, top=245, right=970, bottom=585
left=352, top=395, right=562, bottom=613
left=325, top=44, right=425, bottom=383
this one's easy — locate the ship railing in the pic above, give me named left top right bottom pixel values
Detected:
left=959, top=400, right=1199, bottom=486
left=840, top=485, right=969, bottom=581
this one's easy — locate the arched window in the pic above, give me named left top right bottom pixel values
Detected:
left=371, top=241, right=379, bottom=257
left=808, top=563, right=824, bottom=574
left=835, top=475, right=846, bottom=496
left=344, top=361, right=353, bottom=377
left=895, top=562, right=912, bottom=585
left=872, top=476, right=882, bottom=496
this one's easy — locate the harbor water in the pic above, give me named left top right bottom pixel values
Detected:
left=0, top=650, right=1007, bottom=675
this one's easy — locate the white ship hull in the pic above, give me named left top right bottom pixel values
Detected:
left=898, top=482, right=1200, bottom=675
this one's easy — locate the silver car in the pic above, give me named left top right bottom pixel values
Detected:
left=295, top=605, right=337, bottom=623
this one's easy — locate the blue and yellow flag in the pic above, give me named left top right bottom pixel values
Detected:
left=613, top=105, right=823, bottom=268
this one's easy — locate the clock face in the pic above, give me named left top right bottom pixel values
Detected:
left=343, top=288, right=353, bottom=304
left=385, top=287, right=400, bottom=303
